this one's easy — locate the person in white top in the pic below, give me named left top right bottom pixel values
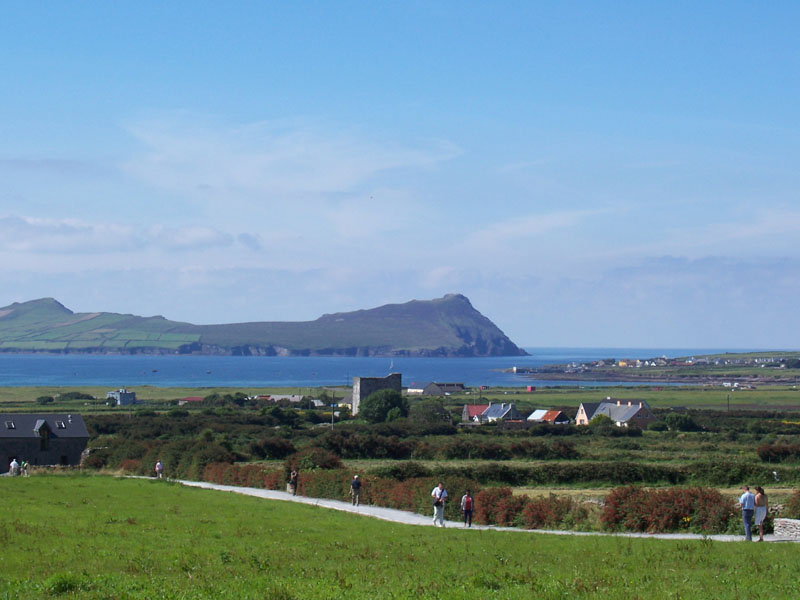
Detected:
left=431, top=482, right=448, bottom=527
left=754, top=486, right=768, bottom=542
left=9, top=458, right=20, bottom=476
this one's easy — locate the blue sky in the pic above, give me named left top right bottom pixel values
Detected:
left=1, top=2, right=799, bottom=348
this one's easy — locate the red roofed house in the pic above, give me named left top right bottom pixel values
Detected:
left=462, top=404, right=490, bottom=423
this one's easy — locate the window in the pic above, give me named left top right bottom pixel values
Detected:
left=4, top=421, right=15, bottom=429
left=55, top=421, right=66, bottom=429
left=40, top=429, right=50, bottom=451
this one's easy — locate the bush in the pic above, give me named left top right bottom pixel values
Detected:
left=284, top=447, right=343, bottom=481
left=360, top=390, right=408, bottom=424
left=601, top=485, right=736, bottom=533
left=664, top=413, right=701, bottom=432
left=785, top=489, right=800, bottom=518
left=371, top=461, right=431, bottom=480
left=520, top=495, right=590, bottom=530
left=474, top=487, right=514, bottom=525
left=756, top=443, right=800, bottom=463
left=248, top=437, right=296, bottom=460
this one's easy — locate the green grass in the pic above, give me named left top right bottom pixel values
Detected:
left=1, top=475, right=799, bottom=599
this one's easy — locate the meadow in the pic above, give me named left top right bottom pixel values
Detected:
left=1, top=475, right=799, bottom=599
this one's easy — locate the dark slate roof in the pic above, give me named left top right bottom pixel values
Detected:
left=0, top=414, right=89, bottom=439
left=579, top=403, right=601, bottom=419
left=591, top=400, right=650, bottom=424
left=482, top=403, right=518, bottom=419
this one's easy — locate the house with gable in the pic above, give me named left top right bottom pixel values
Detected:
left=1, top=413, right=89, bottom=472
left=422, top=382, right=465, bottom=396
left=575, top=398, right=656, bottom=428
left=476, top=402, right=521, bottom=423
left=461, top=403, right=490, bottom=423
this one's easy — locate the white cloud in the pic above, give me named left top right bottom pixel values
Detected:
left=122, top=116, right=461, bottom=200
left=0, top=215, right=234, bottom=254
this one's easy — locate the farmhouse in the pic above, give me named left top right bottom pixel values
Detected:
left=352, top=373, right=402, bottom=416
left=1, top=413, right=89, bottom=472
left=461, top=403, right=490, bottom=422
left=476, top=402, right=521, bottom=423
left=421, top=382, right=465, bottom=396
left=527, top=409, right=570, bottom=425
left=575, top=398, right=656, bottom=427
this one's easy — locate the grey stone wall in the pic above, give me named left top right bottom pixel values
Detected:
left=352, top=373, right=402, bottom=416
left=774, top=518, right=800, bottom=540
left=2, top=438, right=88, bottom=472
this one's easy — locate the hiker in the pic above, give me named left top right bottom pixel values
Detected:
left=21, top=460, right=29, bottom=477
left=754, top=486, right=768, bottom=542
left=460, top=490, right=474, bottom=527
left=289, top=471, right=298, bottom=496
left=9, top=458, right=20, bottom=476
left=431, top=482, right=448, bottom=527
left=349, top=474, right=361, bottom=506
left=738, top=485, right=755, bottom=541
left=154, top=460, right=164, bottom=479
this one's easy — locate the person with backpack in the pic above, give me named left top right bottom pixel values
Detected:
left=460, top=490, right=474, bottom=527
left=431, top=482, right=448, bottom=527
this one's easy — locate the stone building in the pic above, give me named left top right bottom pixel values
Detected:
left=1, top=413, right=89, bottom=472
left=351, top=373, right=402, bottom=416
left=106, top=389, right=137, bottom=406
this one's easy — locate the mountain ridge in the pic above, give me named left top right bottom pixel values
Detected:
left=0, top=295, right=527, bottom=357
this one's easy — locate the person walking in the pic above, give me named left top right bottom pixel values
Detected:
left=349, top=474, right=361, bottom=506
left=754, top=486, right=768, bottom=542
left=154, top=460, right=164, bottom=479
left=21, top=460, right=29, bottom=477
left=738, top=485, right=756, bottom=541
left=431, top=482, right=448, bottom=527
left=460, top=490, right=474, bottom=527
left=289, top=471, right=298, bottom=496
left=9, top=458, right=20, bottom=476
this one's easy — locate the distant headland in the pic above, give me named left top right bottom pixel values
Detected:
left=0, top=294, right=528, bottom=358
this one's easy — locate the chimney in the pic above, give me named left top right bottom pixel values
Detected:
left=628, top=401, right=632, bottom=406
left=616, top=399, right=621, bottom=406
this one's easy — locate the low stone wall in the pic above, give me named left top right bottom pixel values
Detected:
left=773, top=518, right=800, bottom=540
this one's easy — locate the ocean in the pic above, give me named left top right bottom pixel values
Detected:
left=0, top=348, right=745, bottom=388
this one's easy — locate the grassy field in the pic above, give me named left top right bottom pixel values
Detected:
left=1, top=382, right=799, bottom=415
left=1, top=475, right=799, bottom=599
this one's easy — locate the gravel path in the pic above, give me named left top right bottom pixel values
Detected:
left=175, top=479, right=792, bottom=543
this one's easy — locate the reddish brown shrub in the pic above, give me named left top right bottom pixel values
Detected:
left=601, top=485, right=736, bottom=533
left=474, top=487, right=513, bottom=525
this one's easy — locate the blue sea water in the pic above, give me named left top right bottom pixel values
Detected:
left=0, top=348, right=751, bottom=388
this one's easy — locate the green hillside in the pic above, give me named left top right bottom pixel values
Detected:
left=0, top=294, right=526, bottom=357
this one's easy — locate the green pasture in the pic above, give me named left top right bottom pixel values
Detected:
left=1, top=384, right=799, bottom=415
left=1, top=475, right=798, bottom=599
left=453, top=385, right=800, bottom=410
left=0, top=386, right=348, bottom=413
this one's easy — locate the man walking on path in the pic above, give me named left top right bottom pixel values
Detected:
left=349, top=475, right=361, bottom=506
left=738, top=485, right=755, bottom=541
left=431, top=482, right=448, bottom=527
left=154, top=460, right=164, bottom=479
left=9, top=458, right=19, bottom=476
